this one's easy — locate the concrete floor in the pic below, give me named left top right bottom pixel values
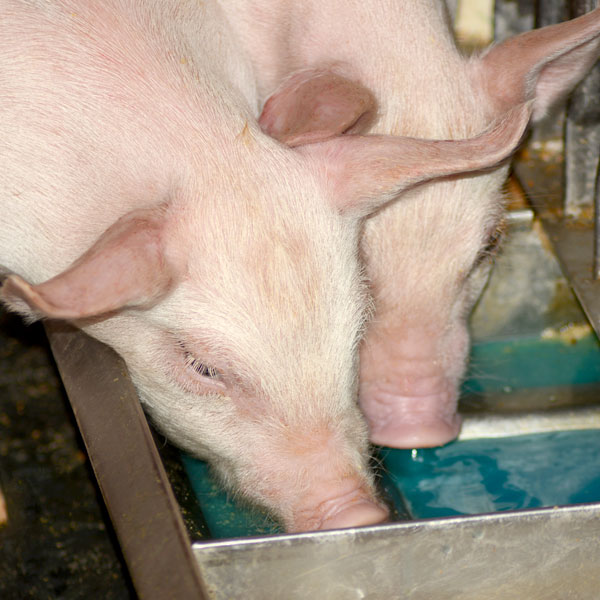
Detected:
left=0, top=309, right=135, bottom=599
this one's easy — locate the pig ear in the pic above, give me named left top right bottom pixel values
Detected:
left=259, top=68, right=377, bottom=147
left=0, top=207, right=175, bottom=321
left=478, top=7, right=600, bottom=121
left=301, top=103, right=532, bottom=216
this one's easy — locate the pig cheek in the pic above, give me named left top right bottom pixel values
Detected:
left=121, top=360, right=237, bottom=461
left=465, top=259, right=495, bottom=309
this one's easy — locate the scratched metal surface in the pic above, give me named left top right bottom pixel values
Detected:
left=191, top=504, right=600, bottom=600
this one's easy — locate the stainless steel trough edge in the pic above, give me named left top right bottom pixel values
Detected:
left=192, top=503, right=600, bottom=600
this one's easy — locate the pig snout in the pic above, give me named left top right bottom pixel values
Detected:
left=359, top=324, right=468, bottom=448
left=359, top=377, right=462, bottom=449
left=291, top=479, right=389, bottom=532
left=233, top=420, right=389, bottom=533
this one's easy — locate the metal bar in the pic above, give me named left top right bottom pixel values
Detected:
left=564, top=83, right=600, bottom=218
left=494, top=0, right=534, bottom=42
left=579, top=0, right=600, bottom=278
left=460, top=405, right=600, bottom=439
left=564, top=1, right=600, bottom=220
left=596, top=159, right=600, bottom=277
left=44, top=321, right=209, bottom=600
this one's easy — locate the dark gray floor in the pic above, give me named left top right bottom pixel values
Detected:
left=0, top=310, right=135, bottom=599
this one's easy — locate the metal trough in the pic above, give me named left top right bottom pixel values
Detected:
left=44, top=193, right=600, bottom=598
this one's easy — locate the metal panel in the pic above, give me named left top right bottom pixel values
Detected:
left=460, top=404, right=600, bottom=438
left=564, top=61, right=600, bottom=220
left=516, top=153, right=600, bottom=338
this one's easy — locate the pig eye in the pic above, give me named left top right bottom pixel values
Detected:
left=186, top=356, right=220, bottom=379
left=177, top=341, right=222, bottom=381
left=184, top=352, right=221, bottom=380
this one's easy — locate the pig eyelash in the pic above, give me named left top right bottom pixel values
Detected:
left=472, top=224, right=505, bottom=269
left=185, top=353, right=220, bottom=379
left=175, top=340, right=223, bottom=385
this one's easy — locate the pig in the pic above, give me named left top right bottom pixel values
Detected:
left=0, top=0, right=529, bottom=531
left=219, top=1, right=600, bottom=448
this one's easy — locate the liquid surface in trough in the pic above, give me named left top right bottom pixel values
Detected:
left=183, top=428, right=600, bottom=537
left=381, top=429, right=600, bottom=519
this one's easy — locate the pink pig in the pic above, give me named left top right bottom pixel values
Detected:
left=0, top=0, right=528, bottom=531
left=221, top=1, right=600, bottom=448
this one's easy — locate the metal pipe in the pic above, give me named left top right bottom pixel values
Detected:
left=535, top=0, right=569, bottom=28
left=595, top=156, right=600, bottom=278
left=565, top=1, right=600, bottom=224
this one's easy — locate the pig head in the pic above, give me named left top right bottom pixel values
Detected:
left=0, top=0, right=388, bottom=532
left=228, top=1, right=600, bottom=448
left=0, top=0, right=530, bottom=531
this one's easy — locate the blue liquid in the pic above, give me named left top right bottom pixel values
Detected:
left=380, top=430, right=600, bottom=519
left=182, top=455, right=280, bottom=538
left=183, top=430, right=600, bottom=536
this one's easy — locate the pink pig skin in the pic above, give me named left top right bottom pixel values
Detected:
left=0, top=1, right=529, bottom=530
left=224, top=1, right=600, bottom=448
left=0, top=0, right=389, bottom=532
